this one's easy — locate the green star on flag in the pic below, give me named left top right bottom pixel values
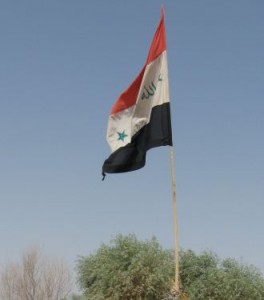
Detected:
left=117, top=130, right=128, bottom=142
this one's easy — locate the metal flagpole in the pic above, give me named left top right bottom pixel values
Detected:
left=169, top=145, right=180, bottom=297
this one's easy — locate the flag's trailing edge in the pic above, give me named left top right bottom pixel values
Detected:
left=102, top=8, right=172, bottom=178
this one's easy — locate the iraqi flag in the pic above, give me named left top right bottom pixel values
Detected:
left=102, top=9, right=172, bottom=177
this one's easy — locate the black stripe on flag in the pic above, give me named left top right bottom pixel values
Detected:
left=102, top=102, right=172, bottom=174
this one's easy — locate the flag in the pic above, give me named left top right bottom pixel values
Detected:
left=102, top=8, right=172, bottom=177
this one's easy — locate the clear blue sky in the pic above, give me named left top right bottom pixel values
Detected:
left=1, top=0, right=263, bottom=285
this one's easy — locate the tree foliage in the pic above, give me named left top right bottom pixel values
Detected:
left=77, top=234, right=264, bottom=300
left=70, top=295, right=86, bottom=300
left=76, top=234, right=174, bottom=299
left=180, top=250, right=264, bottom=299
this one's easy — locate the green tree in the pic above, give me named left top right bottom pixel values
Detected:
left=76, top=234, right=264, bottom=300
left=76, top=234, right=174, bottom=299
left=180, top=250, right=264, bottom=299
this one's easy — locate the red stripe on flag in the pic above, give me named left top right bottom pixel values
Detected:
left=110, top=9, right=167, bottom=115
left=146, top=8, right=166, bottom=64
left=110, top=67, right=145, bottom=115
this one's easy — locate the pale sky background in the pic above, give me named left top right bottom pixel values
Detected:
left=0, top=0, right=263, bottom=291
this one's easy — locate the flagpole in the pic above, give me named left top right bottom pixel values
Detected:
left=169, top=145, right=180, bottom=296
